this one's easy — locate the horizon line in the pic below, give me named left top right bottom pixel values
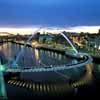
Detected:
left=0, top=26, right=100, bottom=34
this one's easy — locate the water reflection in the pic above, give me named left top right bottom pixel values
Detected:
left=0, top=42, right=96, bottom=98
left=0, top=42, right=79, bottom=68
left=34, top=49, right=40, bottom=66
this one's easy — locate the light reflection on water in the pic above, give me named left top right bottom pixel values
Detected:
left=0, top=42, right=97, bottom=98
left=0, top=42, right=79, bottom=68
left=0, top=42, right=87, bottom=82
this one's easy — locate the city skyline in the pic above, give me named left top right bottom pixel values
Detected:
left=0, top=26, right=100, bottom=35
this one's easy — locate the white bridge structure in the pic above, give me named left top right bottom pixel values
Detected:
left=0, top=29, right=93, bottom=100
left=4, top=53, right=92, bottom=72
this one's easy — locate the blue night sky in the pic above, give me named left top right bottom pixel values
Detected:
left=0, top=0, right=100, bottom=27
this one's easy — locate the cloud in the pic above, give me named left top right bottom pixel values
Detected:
left=66, top=26, right=100, bottom=33
left=0, top=0, right=100, bottom=27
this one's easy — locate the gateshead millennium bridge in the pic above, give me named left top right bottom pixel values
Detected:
left=0, top=31, right=93, bottom=100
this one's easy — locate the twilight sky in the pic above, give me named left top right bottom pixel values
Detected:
left=0, top=0, right=100, bottom=34
left=0, top=0, right=100, bottom=27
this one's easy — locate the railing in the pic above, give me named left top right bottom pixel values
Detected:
left=3, top=53, right=92, bottom=73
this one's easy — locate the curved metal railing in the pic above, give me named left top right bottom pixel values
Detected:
left=3, top=53, right=92, bottom=72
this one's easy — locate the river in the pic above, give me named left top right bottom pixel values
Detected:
left=0, top=41, right=100, bottom=99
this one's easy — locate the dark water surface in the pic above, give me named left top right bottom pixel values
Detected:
left=0, top=42, right=100, bottom=99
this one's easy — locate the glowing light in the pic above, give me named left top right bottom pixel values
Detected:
left=94, top=45, right=97, bottom=48
left=0, top=26, right=100, bottom=35
left=98, top=46, right=100, bottom=50
left=0, top=64, right=7, bottom=99
left=0, top=65, right=5, bottom=71
left=31, top=41, right=38, bottom=46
